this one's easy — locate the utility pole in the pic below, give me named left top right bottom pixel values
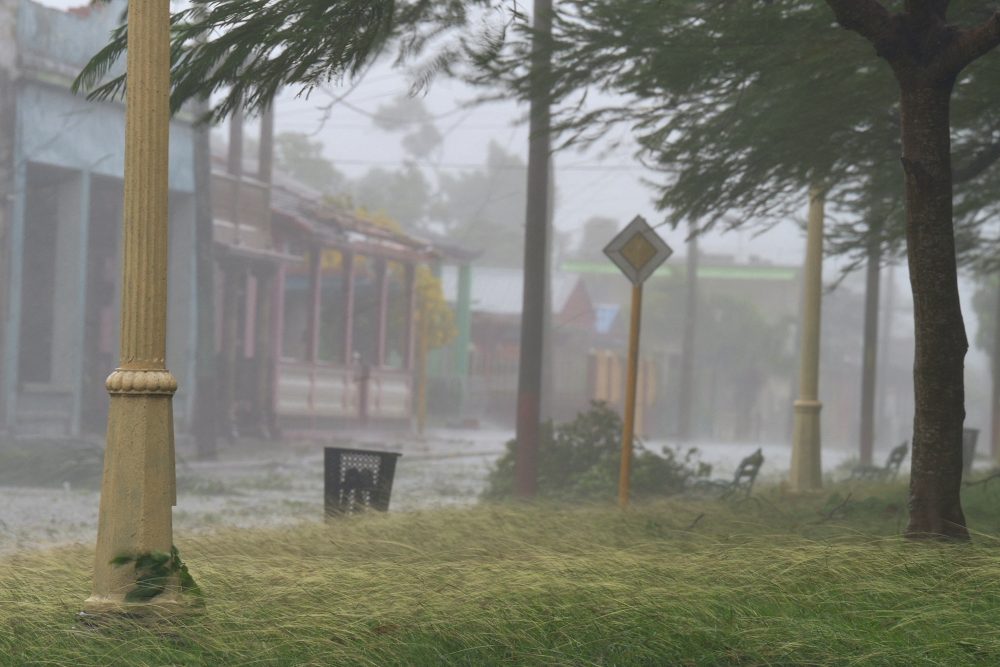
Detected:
left=789, top=187, right=825, bottom=492
left=514, top=0, right=553, bottom=497
left=85, top=0, right=188, bottom=613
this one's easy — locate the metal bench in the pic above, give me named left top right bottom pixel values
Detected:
left=692, top=448, right=764, bottom=499
left=850, top=441, right=908, bottom=481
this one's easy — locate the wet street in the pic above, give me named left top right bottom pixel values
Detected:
left=0, top=429, right=956, bottom=555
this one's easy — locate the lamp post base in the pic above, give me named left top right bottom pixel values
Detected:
left=790, top=399, right=823, bottom=492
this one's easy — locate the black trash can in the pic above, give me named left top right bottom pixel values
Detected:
left=324, top=447, right=402, bottom=516
left=962, top=428, right=979, bottom=475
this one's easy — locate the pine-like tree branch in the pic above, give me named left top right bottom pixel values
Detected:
left=954, top=137, right=1000, bottom=184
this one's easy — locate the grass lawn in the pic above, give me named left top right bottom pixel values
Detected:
left=2, top=481, right=1000, bottom=666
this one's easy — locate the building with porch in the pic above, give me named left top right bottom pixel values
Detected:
left=0, top=0, right=436, bottom=440
left=0, top=0, right=198, bottom=436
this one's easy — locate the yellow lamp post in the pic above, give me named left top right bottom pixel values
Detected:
left=789, top=187, right=825, bottom=492
left=604, top=216, right=673, bottom=508
left=83, top=0, right=188, bottom=615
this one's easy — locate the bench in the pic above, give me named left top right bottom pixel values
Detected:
left=692, top=448, right=764, bottom=499
left=850, top=441, right=908, bottom=482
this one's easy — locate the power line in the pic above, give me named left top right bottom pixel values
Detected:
left=329, top=156, right=646, bottom=172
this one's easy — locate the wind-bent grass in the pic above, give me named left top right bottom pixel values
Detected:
left=2, top=482, right=1000, bottom=665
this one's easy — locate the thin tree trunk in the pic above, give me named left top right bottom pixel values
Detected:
left=677, top=220, right=698, bottom=442
left=514, top=0, right=553, bottom=498
left=899, top=82, right=968, bottom=540
left=859, top=232, right=881, bottom=466
left=877, top=261, right=896, bottom=436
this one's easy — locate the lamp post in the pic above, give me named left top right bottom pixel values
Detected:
left=789, top=186, right=825, bottom=492
left=84, top=0, right=186, bottom=614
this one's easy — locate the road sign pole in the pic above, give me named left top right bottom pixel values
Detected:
left=618, top=283, right=643, bottom=508
left=604, top=215, right=672, bottom=508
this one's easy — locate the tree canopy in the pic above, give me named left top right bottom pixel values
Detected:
left=473, top=0, right=1000, bottom=269
left=74, top=0, right=515, bottom=121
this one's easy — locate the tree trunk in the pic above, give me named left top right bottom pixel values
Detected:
left=514, top=0, right=553, bottom=498
left=859, top=233, right=881, bottom=466
left=899, top=81, right=968, bottom=540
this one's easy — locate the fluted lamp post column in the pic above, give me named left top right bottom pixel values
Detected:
left=789, top=186, right=825, bottom=492
left=84, top=0, right=186, bottom=614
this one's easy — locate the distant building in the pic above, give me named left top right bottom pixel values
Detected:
left=438, top=265, right=596, bottom=425
left=0, top=0, right=436, bottom=439
left=0, top=0, right=199, bottom=435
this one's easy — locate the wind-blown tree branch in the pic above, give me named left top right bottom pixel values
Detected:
left=475, top=0, right=1000, bottom=537
left=73, top=0, right=515, bottom=121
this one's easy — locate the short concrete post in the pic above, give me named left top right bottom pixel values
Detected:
left=84, top=0, right=186, bottom=614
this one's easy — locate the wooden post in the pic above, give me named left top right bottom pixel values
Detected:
left=618, top=284, right=643, bottom=508
left=85, top=0, right=186, bottom=614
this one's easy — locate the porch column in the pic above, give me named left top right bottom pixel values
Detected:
left=269, top=256, right=287, bottom=434
left=341, top=252, right=356, bottom=364
left=307, top=248, right=322, bottom=363
left=219, top=261, right=241, bottom=439
left=374, top=258, right=389, bottom=366
left=1, top=161, right=25, bottom=428
left=454, top=262, right=472, bottom=415
left=86, top=0, right=184, bottom=612
left=254, top=266, right=275, bottom=437
left=69, top=170, right=92, bottom=435
left=404, top=263, right=418, bottom=371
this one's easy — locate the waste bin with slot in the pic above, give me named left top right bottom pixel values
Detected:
left=324, top=447, right=402, bottom=516
left=963, top=428, right=979, bottom=475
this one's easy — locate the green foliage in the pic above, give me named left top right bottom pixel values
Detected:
left=431, top=141, right=529, bottom=266
left=111, top=545, right=202, bottom=603
left=483, top=402, right=710, bottom=501
left=73, top=0, right=513, bottom=123
left=473, top=0, right=1000, bottom=266
left=274, top=132, right=345, bottom=195
left=352, top=164, right=434, bottom=229
left=371, top=94, right=444, bottom=159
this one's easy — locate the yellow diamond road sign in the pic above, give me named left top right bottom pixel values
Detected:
left=604, top=215, right=673, bottom=285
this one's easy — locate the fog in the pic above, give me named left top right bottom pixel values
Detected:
left=0, top=0, right=995, bottom=558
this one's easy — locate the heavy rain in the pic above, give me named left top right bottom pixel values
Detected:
left=1, top=0, right=1000, bottom=664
